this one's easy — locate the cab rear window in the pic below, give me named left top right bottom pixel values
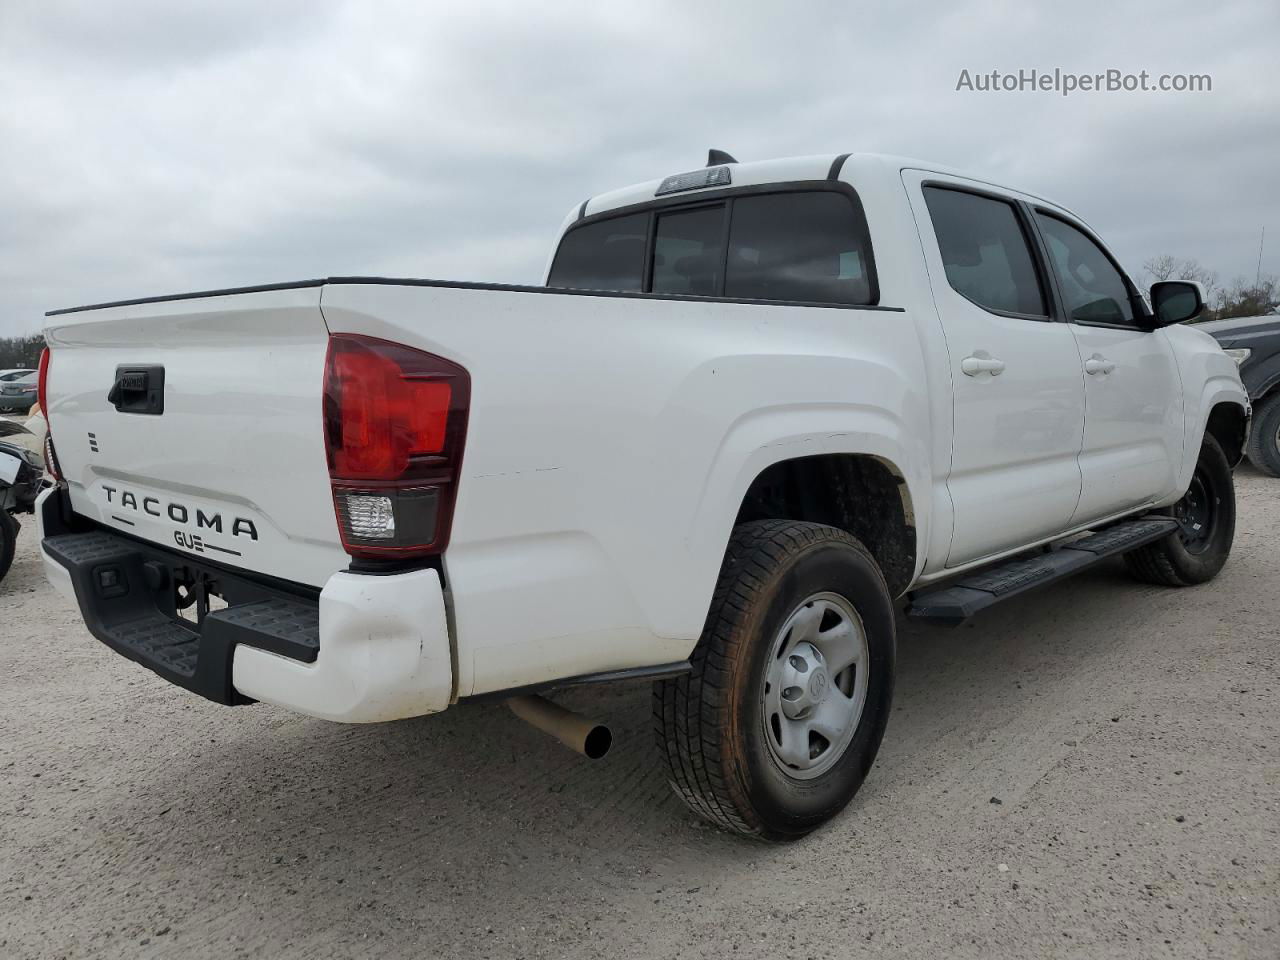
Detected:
left=547, top=188, right=877, bottom=306
left=726, top=192, right=873, bottom=305
left=545, top=213, right=647, bottom=292
left=652, top=206, right=724, bottom=297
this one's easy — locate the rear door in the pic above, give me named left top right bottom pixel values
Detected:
left=1030, top=210, right=1183, bottom=523
left=43, top=286, right=345, bottom=587
left=904, top=171, right=1085, bottom=567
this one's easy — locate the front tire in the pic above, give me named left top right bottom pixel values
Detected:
left=1125, top=434, right=1235, bottom=586
left=1245, top=392, right=1280, bottom=478
left=653, top=520, right=895, bottom=841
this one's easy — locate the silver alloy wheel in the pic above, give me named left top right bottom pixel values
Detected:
left=761, top=591, right=869, bottom=780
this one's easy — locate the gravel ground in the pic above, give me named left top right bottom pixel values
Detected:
left=0, top=468, right=1276, bottom=959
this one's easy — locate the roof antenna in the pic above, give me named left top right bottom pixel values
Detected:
left=707, top=149, right=738, bottom=167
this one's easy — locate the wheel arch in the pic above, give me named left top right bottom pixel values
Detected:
left=1204, top=399, right=1249, bottom=468
left=1241, top=353, right=1280, bottom=404
left=733, top=452, right=918, bottom=597
left=1174, top=373, right=1250, bottom=492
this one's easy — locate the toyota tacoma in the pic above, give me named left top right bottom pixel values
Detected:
left=36, top=151, right=1250, bottom=839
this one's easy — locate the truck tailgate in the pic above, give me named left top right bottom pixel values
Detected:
left=43, top=286, right=346, bottom=587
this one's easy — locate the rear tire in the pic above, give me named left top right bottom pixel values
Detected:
left=1245, top=392, right=1280, bottom=478
left=1125, top=434, right=1235, bottom=586
left=0, top=511, right=18, bottom=584
left=653, top=520, right=895, bottom=841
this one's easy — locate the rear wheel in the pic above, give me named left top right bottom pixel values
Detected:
left=0, top=511, right=18, bottom=584
left=1125, top=434, right=1235, bottom=586
left=653, top=520, right=895, bottom=841
left=1245, top=392, right=1280, bottom=478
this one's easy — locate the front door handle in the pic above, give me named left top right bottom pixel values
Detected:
left=961, top=355, right=1006, bottom=377
left=1084, top=355, right=1116, bottom=376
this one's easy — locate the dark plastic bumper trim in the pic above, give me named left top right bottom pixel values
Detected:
left=41, top=490, right=320, bottom=705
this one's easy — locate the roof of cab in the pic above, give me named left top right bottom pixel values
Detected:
left=575, top=151, right=1076, bottom=223
left=579, top=153, right=947, bottom=220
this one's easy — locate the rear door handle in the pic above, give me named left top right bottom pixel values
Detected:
left=1084, top=355, right=1116, bottom=376
left=961, top=355, right=1006, bottom=377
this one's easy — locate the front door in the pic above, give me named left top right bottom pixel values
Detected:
left=905, top=172, right=1085, bottom=568
left=1031, top=210, right=1183, bottom=523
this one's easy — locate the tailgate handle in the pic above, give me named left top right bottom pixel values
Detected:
left=108, top=365, right=165, bottom=415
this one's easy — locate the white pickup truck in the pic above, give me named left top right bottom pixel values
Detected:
left=37, top=152, right=1249, bottom=840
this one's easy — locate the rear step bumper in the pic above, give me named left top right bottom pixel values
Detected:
left=907, top=517, right=1180, bottom=625
left=42, top=529, right=320, bottom=704
left=37, top=487, right=454, bottom=722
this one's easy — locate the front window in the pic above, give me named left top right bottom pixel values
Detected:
left=1035, top=213, right=1136, bottom=326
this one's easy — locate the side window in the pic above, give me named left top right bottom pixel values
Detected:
left=725, top=192, right=875, bottom=304
left=547, top=213, right=647, bottom=292
left=1035, top=213, right=1135, bottom=326
left=651, top=206, right=725, bottom=296
left=923, top=187, right=1047, bottom=317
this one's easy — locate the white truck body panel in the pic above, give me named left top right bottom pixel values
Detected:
left=38, top=152, right=1249, bottom=717
left=319, top=282, right=929, bottom=696
left=43, top=286, right=346, bottom=587
left=901, top=168, right=1087, bottom=566
left=1164, top=322, right=1254, bottom=495
left=231, top=565, right=453, bottom=722
left=1068, top=322, right=1183, bottom=523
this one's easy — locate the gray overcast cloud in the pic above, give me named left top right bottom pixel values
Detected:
left=1, top=0, right=1276, bottom=333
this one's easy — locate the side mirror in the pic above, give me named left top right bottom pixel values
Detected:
left=1149, top=280, right=1205, bottom=326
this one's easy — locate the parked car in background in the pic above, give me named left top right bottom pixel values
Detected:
left=0, top=372, right=39, bottom=414
left=0, top=417, right=46, bottom=582
left=1201, top=313, right=1280, bottom=476
left=0, top=368, right=36, bottom=382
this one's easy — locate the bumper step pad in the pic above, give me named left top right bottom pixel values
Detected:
left=206, top=598, right=320, bottom=663
left=111, top=614, right=202, bottom=678
left=907, top=517, right=1179, bottom=625
left=43, top=529, right=319, bottom=704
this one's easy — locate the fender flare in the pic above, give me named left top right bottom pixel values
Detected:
left=686, top=403, right=930, bottom=594
left=1178, top=377, right=1250, bottom=489
left=1246, top=360, right=1280, bottom=403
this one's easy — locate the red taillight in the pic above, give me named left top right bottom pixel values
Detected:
left=323, top=334, right=469, bottom=560
left=36, top=347, right=62, bottom=481
left=37, top=347, right=50, bottom=413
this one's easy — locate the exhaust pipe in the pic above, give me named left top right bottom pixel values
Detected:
left=507, top=694, right=612, bottom=759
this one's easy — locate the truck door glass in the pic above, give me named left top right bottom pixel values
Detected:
left=725, top=191, right=876, bottom=304
left=1035, top=213, right=1135, bottom=326
left=651, top=206, right=725, bottom=297
left=547, top=212, right=648, bottom=292
left=923, top=186, right=1047, bottom=318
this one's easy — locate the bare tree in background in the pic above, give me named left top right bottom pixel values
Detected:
left=1139, top=256, right=1280, bottom=321
left=0, top=334, right=45, bottom=368
left=1213, top=275, right=1278, bottom=320
left=1141, top=255, right=1220, bottom=307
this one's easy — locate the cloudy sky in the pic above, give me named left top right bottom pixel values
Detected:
left=1, top=0, right=1276, bottom=334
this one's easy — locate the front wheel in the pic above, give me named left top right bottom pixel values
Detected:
left=653, top=520, right=895, bottom=841
left=1125, top=434, right=1235, bottom=586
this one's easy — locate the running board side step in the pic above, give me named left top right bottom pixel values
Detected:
left=907, top=517, right=1178, bottom=626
